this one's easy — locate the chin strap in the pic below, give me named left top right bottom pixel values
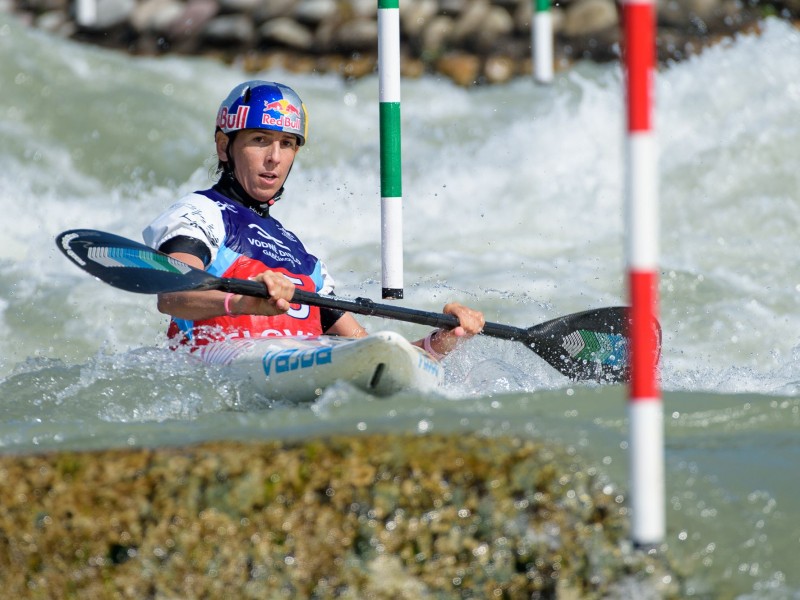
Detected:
left=266, top=187, right=284, bottom=207
left=215, top=171, right=278, bottom=219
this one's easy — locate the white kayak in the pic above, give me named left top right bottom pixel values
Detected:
left=195, top=330, right=443, bottom=402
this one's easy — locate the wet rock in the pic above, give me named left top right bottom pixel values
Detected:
left=0, top=433, right=687, bottom=597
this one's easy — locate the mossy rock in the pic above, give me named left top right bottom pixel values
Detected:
left=0, top=433, right=683, bottom=598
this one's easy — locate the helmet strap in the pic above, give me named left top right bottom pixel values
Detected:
left=215, top=171, right=282, bottom=219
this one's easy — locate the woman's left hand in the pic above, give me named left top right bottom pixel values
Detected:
left=443, top=302, right=485, bottom=338
left=422, top=302, right=485, bottom=358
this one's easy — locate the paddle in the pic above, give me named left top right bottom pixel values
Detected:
left=56, top=229, right=655, bottom=382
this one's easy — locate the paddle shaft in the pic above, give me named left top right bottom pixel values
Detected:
left=219, top=278, right=526, bottom=342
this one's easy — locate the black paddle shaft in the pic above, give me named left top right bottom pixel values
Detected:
left=56, top=229, right=649, bottom=382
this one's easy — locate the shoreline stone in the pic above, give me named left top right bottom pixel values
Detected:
left=0, top=433, right=686, bottom=597
left=4, top=0, right=798, bottom=85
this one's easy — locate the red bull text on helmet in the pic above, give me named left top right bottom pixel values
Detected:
left=262, top=100, right=302, bottom=131
left=217, top=105, right=250, bottom=131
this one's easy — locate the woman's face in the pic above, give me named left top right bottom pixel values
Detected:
left=217, top=129, right=299, bottom=203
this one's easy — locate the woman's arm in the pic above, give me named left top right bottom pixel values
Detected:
left=412, top=302, right=485, bottom=359
left=323, top=302, right=485, bottom=360
left=156, top=252, right=294, bottom=319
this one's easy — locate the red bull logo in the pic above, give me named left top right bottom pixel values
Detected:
left=262, top=99, right=301, bottom=130
left=263, top=99, right=300, bottom=115
left=217, top=105, right=250, bottom=130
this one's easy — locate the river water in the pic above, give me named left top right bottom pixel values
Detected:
left=1, top=13, right=799, bottom=598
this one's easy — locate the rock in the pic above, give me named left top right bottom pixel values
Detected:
left=484, top=54, right=516, bottom=83
left=436, top=51, right=481, bottom=86
left=659, top=0, right=721, bottom=28
left=400, top=54, right=426, bottom=78
left=129, top=0, right=184, bottom=35
left=335, top=17, right=378, bottom=51
left=421, top=15, right=455, bottom=57
left=562, top=0, right=618, bottom=38
left=293, top=0, right=338, bottom=25
left=513, top=0, right=532, bottom=33
left=166, top=0, right=218, bottom=41
left=259, top=17, right=314, bottom=50
left=339, top=54, right=377, bottom=78
left=400, top=0, right=438, bottom=39
left=451, top=0, right=491, bottom=44
left=440, top=0, right=469, bottom=16
left=204, top=13, right=255, bottom=46
left=218, top=0, right=262, bottom=13
left=474, top=5, right=515, bottom=50
left=349, top=0, right=377, bottom=19
left=0, top=434, right=685, bottom=597
left=251, top=0, right=297, bottom=23
left=24, top=0, right=66, bottom=11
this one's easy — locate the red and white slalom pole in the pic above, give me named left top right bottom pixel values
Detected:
left=623, top=0, right=664, bottom=547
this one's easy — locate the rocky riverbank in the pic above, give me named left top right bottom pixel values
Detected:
left=0, top=433, right=686, bottom=598
left=4, top=0, right=798, bottom=85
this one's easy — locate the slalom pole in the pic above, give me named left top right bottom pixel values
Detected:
left=76, top=0, right=98, bottom=26
left=532, top=0, right=554, bottom=84
left=378, top=0, right=404, bottom=299
left=623, top=0, right=664, bottom=547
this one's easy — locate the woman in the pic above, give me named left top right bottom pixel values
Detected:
left=143, top=80, right=483, bottom=358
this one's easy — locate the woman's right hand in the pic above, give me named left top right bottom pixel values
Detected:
left=231, top=270, right=295, bottom=316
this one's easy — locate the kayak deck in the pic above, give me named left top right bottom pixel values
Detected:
left=196, top=331, right=443, bottom=402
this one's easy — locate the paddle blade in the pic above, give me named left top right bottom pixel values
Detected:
left=526, top=306, right=659, bottom=383
left=56, top=229, right=219, bottom=294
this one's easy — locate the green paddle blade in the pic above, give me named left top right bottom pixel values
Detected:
left=56, top=229, right=221, bottom=294
left=525, top=307, right=659, bottom=383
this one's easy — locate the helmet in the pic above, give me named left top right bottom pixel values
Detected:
left=215, top=80, right=308, bottom=146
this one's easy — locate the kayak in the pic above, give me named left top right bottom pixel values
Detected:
left=196, top=330, right=443, bottom=402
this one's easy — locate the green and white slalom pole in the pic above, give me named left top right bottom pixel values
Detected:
left=378, top=0, right=403, bottom=299
left=532, top=0, right=554, bottom=84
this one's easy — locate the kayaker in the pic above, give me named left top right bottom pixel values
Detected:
left=143, top=80, right=484, bottom=359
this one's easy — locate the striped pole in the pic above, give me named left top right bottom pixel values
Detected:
left=532, top=0, right=554, bottom=84
left=623, top=0, right=664, bottom=547
left=76, top=0, right=98, bottom=26
left=378, top=0, right=403, bottom=299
